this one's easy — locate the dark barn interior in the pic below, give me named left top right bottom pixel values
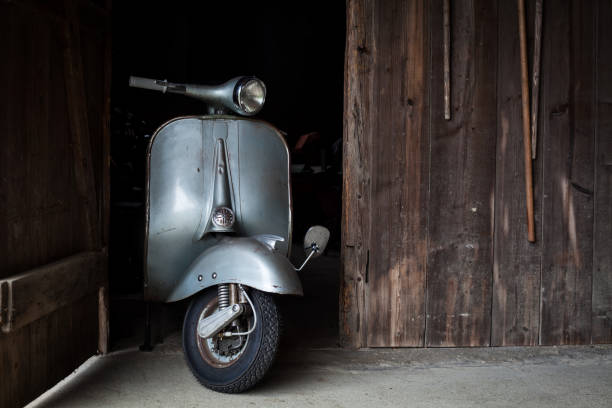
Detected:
left=1, top=0, right=611, bottom=407
left=108, top=1, right=345, bottom=349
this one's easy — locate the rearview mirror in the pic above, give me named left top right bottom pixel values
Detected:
left=303, top=226, right=330, bottom=258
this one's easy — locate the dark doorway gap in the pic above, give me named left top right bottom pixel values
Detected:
left=109, top=2, right=346, bottom=349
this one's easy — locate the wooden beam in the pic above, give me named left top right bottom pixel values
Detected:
left=341, top=0, right=373, bottom=349
left=0, top=251, right=105, bottom=334
left=98, top=286, right=109, bottom=354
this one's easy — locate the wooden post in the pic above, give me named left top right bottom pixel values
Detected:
left=98, top=286, right=109, bottom=354
left=517, top=0, right=536, bottom=242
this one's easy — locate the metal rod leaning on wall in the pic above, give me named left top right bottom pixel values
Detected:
left=518, top=0, right=536, bottom=242
left=531, top=0, right=543, bottom=159
left=443, top=0, right=451, bottom=120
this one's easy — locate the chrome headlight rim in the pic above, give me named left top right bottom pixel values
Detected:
left=234, top=77, right=266, bottom=116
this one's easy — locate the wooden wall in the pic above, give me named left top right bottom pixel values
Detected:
left=341, top=0, right=612, bottom=348
left=0, top=1, right=110, bottom=406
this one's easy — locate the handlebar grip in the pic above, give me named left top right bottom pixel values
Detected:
left=129, top=76, right=167, bottom=92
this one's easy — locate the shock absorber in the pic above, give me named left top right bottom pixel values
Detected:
left=217, top=284, right=230, bottom=309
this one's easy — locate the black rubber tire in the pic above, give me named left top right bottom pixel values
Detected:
left=182, top=287, right=280, bottom=393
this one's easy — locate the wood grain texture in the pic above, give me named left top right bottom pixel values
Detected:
left=63, top=0, right=99, bottom=250
left=0, top=252, right=106, bottom=333
left=425, top=0, right=497, bottom=347
left=518, top=0, right=536, bottom=242
left=0, top=1, right=110, bottom=406
left=0, top=3, right=80, bottom=279
left=0, top=295, right=98, bottom=408
left=366, top=0, right=429, bottom=347
left=531, top=0, right=543, bottom=159
left=491, top=0, right=542, bottom=347
left=539, top=0, right=594, bottom=345
left=341, top=0, right=373, bottom=349
left=592, top=0, right=612, bottom=344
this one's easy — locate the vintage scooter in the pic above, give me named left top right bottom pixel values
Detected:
left=129, top=76, right=330, bottom=393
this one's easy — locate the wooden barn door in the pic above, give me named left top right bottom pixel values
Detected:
left=0, top=1, right=111, bottom=406
left=342, top=0, right=612, bottom=348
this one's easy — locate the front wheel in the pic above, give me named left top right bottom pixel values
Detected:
left=182, top=287, right=280, bottom=393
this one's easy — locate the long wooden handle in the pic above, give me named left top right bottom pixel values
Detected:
left=518, top=0, right=536, bottom=242
left=443, top=0, right=451, bottom=120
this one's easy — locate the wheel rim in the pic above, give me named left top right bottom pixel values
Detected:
left=195, top=296, right=252, bottom=368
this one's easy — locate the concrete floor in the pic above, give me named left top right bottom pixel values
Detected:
left=26, top=337, right=612, bottom=408
left=25, top=252, right=612, bottom=407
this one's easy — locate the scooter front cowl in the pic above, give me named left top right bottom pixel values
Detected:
left=144, top=116, right=292, bottom=302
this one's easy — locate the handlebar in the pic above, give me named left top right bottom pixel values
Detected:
left=129, top=76, right=186, bottom=94
left=128, top=75, right=264, bottom=117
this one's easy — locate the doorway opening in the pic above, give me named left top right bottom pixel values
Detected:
left=109, top=2, right=346, bottom=349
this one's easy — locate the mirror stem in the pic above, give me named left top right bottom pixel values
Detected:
left=295, top=244, right=319, bottom=272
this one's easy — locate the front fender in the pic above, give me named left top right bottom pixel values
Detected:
left=165, top=237, right=303, bottom=302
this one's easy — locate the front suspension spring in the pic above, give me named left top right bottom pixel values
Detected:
left=218, top=284, right=230, bottom=310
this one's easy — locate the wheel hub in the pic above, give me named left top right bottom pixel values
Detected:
left=196, top=298, right=251, bottom=367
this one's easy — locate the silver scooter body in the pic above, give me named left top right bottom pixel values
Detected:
left=144, top=115, right=301, bottom=302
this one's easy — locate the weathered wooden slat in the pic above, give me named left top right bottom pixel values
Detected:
left=98, top=286, right=109, bottom=354
left=592, top=0, right=612, bottom=344
left=0, top=295, right=98, bottom=408
left=425, top=0, right=497, bottom=347
left=539, top=0, right=594, bottom=345
left=366, top=0, right=429, bottom=347
left=341, top=0, right=374, bottom=349
left=491, top=0, right=542, bottom=346
left=0, top=252, right=105, bottom=333
left=0, top=2, right=80, bottom=279
left=63, top=0, right=99, bottom=250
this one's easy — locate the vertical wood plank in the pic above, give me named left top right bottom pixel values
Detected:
left=492, top=0, right=542, bottom=346
left=366, top=0, right=429, bottom=347
left=0, top=295, right=98, bottom=408
left=540, top=0, right=594, bottom=345
left=592, top=0, right=612, bottom=344
left=63, top=0, right=99, bottom=250
left=429, top=0, right=498, bottom=347
left=426, top=0, right=497, bottom=347
left=341, top=0, right=373, bottom=349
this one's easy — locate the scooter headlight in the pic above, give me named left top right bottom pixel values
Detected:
left=234, top=77, right=266, bottom=115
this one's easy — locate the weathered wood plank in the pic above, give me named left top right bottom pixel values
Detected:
left=491, top=0, right=542, bottom=346
left=341, top=0, right=374, bottom=349
left=0, top=1, right=110, bottom=406
left=63, top=0, right=99, bottom=250
left=539, top=0, right=594, bottom=345
left=592, top=0, right=612, bottom=344
left=0, top=295, right=98, bottom=408
left=0, top=2, right=80, bottom=278
left=98, top=285, right=109, bottom=354
left=425, top=0, right=497, bottom=347
left=366, top=0, right=429, bottom=347
left=0, top=252, right=105, bottom=333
